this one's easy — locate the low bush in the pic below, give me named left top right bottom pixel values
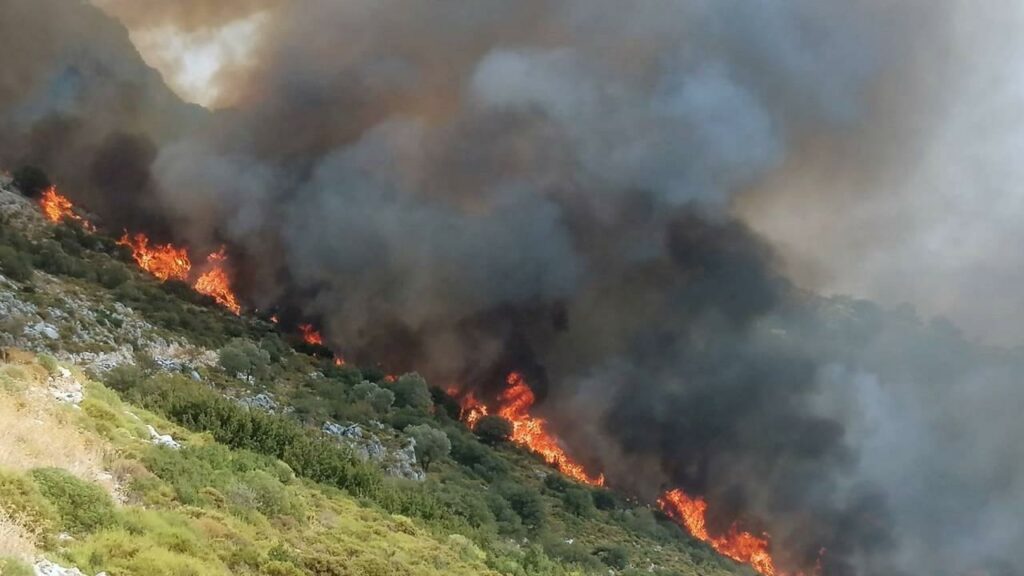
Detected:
left=474, top=415, right=514, bottom=445
left=36, top=354, right=59, bottom=376
left=116, top=375, right=382, bottom=499
left=0, top=246, right=33, bottom=283
left=0, top=557, right=34, bottom=576
left=29, top=468, right=115, bottom=534
left=0, top=469, right=58, bottom=537
left=495, top=482, right=545, bottom=530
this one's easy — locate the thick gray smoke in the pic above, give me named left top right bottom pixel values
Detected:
left=2, top=1, right=1022, bottom=574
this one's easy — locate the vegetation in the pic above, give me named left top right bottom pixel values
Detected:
left=0, top=191, right=741, bottom=576
left=475, top=415, right=514, bottom=444
left=405, top=424, right=450, bottom=472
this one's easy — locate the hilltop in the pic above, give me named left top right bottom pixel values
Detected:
left=0, top=175, right=742, bottom=575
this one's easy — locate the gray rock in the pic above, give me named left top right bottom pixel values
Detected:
left=239, top=393, right=277, bottom=412
left=147, top=425, right=182, bottom=449
left=322, top=422, right=362, bottom=439
left=26, top=322, right=60, bottom=340
left=33, top=560, right=90, bottom=576
left=48, top=369, right=84, bottom=405
left=190, top=370, right=202, bottom=382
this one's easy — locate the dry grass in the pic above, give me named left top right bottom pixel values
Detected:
left=0, top=361, right=115, bottom=497
left=0, top=510, right=37, bottom=560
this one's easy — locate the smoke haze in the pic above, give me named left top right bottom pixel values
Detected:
left=2, top=1, right=1023, bottom=574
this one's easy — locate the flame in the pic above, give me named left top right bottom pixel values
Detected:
left=457, top=390, right=490, bottom=428
left=38, top=186, right=93, bottom=230
left=299, top=323, right=323, bottom=346
left=35, top=193, right=240, bottom=314
left=451, top=373, right=604, bottom=486
left=193, top=247, right=241, bottom=315
left=658, top=489, right=779, bottom=576
left=270, top=315, right=279, bottom=324
left=118, top=232, right=192, bottom=282
left=334, top=356, right=346, bottom=366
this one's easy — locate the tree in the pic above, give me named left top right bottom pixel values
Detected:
left=353, top=380, right=395, bottom=415
left=405, top=424, right=451, bottom=472
left=474, top=415, right=513, bottom=445
left=12, top=165, right=51, bottom=198
left=389, top=373, right=432, bottom=410
left=219, top=338, right=270, bottom=383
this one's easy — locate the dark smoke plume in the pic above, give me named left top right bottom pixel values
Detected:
left=2, top=1, right=1023, bottom=574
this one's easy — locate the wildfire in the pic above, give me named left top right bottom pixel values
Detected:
left=659, top=489, right=779, bottom=576
left=116, top=232, right=243, bottom=314
left=452, top=372, right=604, bottom=486
left=299, top=323, right=323, bottom=346
left=334, top=356, right=346, bottom=367
left=37, top=191, right=240, bottom=314
left=118, top=232, right=192, bottom=282
left=39, top=186, right=93, bottom=230
left=457, top=390, right=490, bottom=428
left=193, top=247, right=241, bottom=315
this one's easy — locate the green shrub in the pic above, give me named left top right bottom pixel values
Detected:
left=594, top=544, right=630, bottom=570
left=449, top=432, right=509, bottom=481
left=496, top=482, right=545, bottom=530
left=120, top=375, right=382, bottom=498
left=97, top=261, right=131, bottom=288
left=387, top=373, right=432, bottom=410
left=32, top=240, right=92, bottom=279
left=352, top=381, right=394, bottom=415
left=36, top=354, right=59, bottom=376
left=0, top=469, right=58, bottom=536
left=0, top=246, right=33, bottom=283
left=219, top=338, right=270, bottom=383
left=0, top=557, right=34, bottom=576
left=30, top=468, right=116, bottom=534
left=102, top=364, right=146, bottom=393
left=474, top=415, right=513, bottom=445
left=561, top=487, right=594, bottom=518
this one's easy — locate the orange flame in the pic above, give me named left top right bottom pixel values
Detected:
left=451, top=373, right=604, bottom=486
left=193, top=247, right=241, bottom=315
left=334, top=356, right=346, bottom=367
left=299, top=323, right=323, bottom=346
left=497, top=372, right=605, bottom=486
left=457, top=390, right=490, bottom=428
left=39, top=186, right=93, bottom=230
left=659, top=489, right=778, bottom=576
left=118, top=232, right=192, bottom=282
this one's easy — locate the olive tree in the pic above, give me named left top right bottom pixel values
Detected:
left=405, top=424, right=451, bottom=472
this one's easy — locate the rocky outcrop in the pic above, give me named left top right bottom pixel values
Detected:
left=238, top=392, right=278, bottom=412
left=48, top=367, right=84, bottom=405
left=322, top=421, right=424, bottom=481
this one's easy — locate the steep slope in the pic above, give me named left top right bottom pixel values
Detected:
left=0, top=177, right=740, bottom=575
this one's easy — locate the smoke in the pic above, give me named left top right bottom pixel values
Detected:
left=2, top=0, right=1023, bottom=573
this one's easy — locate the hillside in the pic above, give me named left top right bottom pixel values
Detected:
left=0, top=176, right=742, bottom=575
